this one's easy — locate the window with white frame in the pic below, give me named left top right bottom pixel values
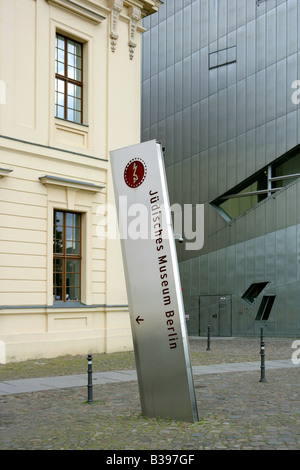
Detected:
left=55, top=34, right=83, bottom=124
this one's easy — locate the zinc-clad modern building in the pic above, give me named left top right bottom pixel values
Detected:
left=141, top=0, right=300, bottom=337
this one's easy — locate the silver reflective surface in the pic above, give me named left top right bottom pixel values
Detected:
left=141, top=0, right=300, bottom=337
left=110, top=140, right=198, bottom=422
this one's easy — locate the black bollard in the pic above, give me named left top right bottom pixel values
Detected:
left=259, top=328, right=266, bottom=382
left=87, top=354, right=94, bottom=403
left=206, top=325, right=211, bottom=351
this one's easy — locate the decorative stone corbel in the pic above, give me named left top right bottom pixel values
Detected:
left=128, top=5, right=141, bottom=60
left=108, top=0, right=123, bottom=52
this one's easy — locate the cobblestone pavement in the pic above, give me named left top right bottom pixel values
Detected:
left=0, top=337, right=299, bottom=450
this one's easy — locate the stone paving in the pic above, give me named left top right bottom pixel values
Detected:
left=0, top=337, right=299, bottom=450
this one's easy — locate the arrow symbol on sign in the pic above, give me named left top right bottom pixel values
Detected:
left=136, top=316, right=144, bottom=325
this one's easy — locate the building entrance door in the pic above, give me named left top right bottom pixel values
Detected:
left=188, top=295, right=232, bottom=337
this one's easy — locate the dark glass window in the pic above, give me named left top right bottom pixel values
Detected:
left=272, top=148, right=300, bottom=189
left=212, top=145, right=300, bottom=221
left=242, top=282, right=269, bottom=305
left=53, top=210, right=81, bottom=302
left=55, top=34, right=83, bottom=123
left=216, top=172, right=268, bottom=221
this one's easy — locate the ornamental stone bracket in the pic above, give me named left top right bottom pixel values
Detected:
left=108, top=0, right=158, bottom=59
left=108, top=0, right=123, bottom=53
left=128, top=5, right=141, bottom=60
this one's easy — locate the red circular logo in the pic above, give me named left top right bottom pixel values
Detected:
left=124, top=158, right=147, bottom=188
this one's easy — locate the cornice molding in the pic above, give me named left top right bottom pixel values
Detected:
left=46, top=0, right=106, bottom=24
left=39, top=175, right=105, bottom=192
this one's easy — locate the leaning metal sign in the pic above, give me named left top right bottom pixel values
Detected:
left=110, top=140, right=199, bottom=423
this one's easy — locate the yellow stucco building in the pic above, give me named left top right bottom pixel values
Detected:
left=0, top=0, right=161, bottom=363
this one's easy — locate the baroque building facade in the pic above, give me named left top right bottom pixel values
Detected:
left=0, top=0, right=161, bottom=363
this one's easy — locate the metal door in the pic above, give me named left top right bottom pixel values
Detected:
left=188, top=295, right=232, bottom=336
left=187, top=295, right=201, bottom=335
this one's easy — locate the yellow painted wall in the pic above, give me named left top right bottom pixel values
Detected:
left=0, top=0, right=161, bottom=363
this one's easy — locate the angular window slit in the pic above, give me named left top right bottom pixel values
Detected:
left=255, top=296, right=276, bottom=321
left=242, top=282, right=269, bottom=304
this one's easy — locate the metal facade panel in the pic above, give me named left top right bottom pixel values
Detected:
left=191, top=51, right=200, bottom=105
left=227, top=84, right=237, bottom=140
left=276, top=285, right=287, bottom=334
left=246, top=19, right=256, bottom=76
left=286, top=225, right=297, bottom=284
left=266, top=64, right=276, bottom=123
left=236, top=79, right=246, bottom=137
left=182, top=157, right=191, bottom=204
left=166, top=65, right=175, bottom=117
left=183, top=4, right=192, bottom=59
left=225, top=244, right=236, bottom=293
left=174, top=61, right=183, bottom=114
left=199, top=149, right=208, bottom=203
left=266, top=7, right=276, bottom=66
left=256, top=70, right=266, bottom=128
left=173, top=160, right=182, bottom=204
left=217, top=248, right=226, bottom=294
left=246, top=74, right=256, bottom=132
left=191, top=153, right=200, bottom=205
left=217, top=89, right=227, bottom=144
left=256, top=12, right=266, bottom=71
left=141, top=0, right=300, bottom=337
left=254, top=235, right=266, bottom=281
left=142, top=30, right=151, bottom=80
left=174, top=111, right=183, bottom=162
left=150, top=74, right=158, bottom=125
left=199, top=98, right=209, bottom=151
left=174, top=10, right=183, bottom=63
left=226, top=138, right=237, bottom=190
left=276, top=58, right=287, bottom=118
left=190, top=256, right=200, bottom=297
left=287, top=109, right=298, bottom=150
left=199, top=253, right=209, bottom=295
left=182, top=107, right=192, bottom=160
left=158, top=70, right=166, bottom=121
left=141, top=78, right=151, bottom=130
left=150, top=25, right=159, bottom=76
left=166, top=16, right=175, bottom=68
left=265, top=231, right=276, bottom=282
left=255, top=124, right=266, bottom=169
left=217, top=142, right=227, bottom=196
left=286, top=182, right=298, bottom=227
left=245, top=238, right=255, bottom=285
left=191, top=102, right=200, bottom=157
left=191, top=1, right=200, bottom=54
left=287, top=0, right=298, bottom=55
left=208, top=250, right=218, bottom=294
left=286, top=282, right=298, bottom=334
left=183, top=56, right=192, bottom=109
left=255, top=202, right=266, bottom=239
left=158, top=19, right=167, bottom=73
left=165, top=115, right=175, bottom=164
left=276, top=189, right=287, bottom=231
left=276, top=229, right=286, bottom=287
left=277, top=2, right=287, bottom=62
left=165, top=164, right=174, bottom=206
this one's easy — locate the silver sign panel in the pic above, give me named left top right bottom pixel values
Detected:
left=110, top=140, right=198, bottom=423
